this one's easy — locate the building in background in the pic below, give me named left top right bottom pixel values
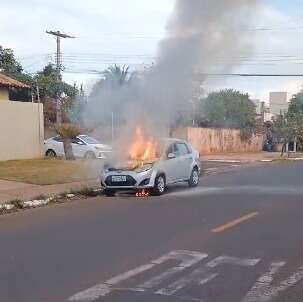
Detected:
left=260, top=101, right=274, bottom=122
left=253, top=99, right=273, bottom=122
left=252, top=99, right=261, bottom=115
left=0, top=73, right=30, bottom=101
left=269, top=92, right=289, bottom=116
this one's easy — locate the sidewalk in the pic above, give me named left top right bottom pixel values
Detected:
left=202, top=152, right=303, bottom=162
left=0, top=179, right=99, bottom=204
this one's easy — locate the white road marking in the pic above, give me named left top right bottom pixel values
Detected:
left=205, top=160, right=242, bottom=163
left=171, top=295, right=204, bottom=302
left=139, top=251, right=208, bottom=289
left=157, top=256, right=260, bottom=296
left=242, top=262, right=303, bottom=302
left=205, top=256, right=260, bottom=268
left=68, top=264, right=154, bottom=302
left=68, top=250, right=207, bottom=302
left=69, top=249, right=303, bottom=302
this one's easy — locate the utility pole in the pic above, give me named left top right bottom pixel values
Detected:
left=46, top=30, right=75, bottom=125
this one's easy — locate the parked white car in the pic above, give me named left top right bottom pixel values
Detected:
left=101, top=138, right=201, bottom=196
left=44, top=135, right=112, bottom=159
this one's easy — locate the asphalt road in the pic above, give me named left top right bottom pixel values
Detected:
left=1, top=161, right=303, bottom=302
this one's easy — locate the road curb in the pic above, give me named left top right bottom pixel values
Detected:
left=0, top=187, right=103, bottom=216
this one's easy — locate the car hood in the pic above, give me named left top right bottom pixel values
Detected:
left=106, top=159, right=159, bottom=172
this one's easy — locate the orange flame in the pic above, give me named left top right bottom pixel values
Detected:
left=136, top=189, right=150, bottom=197
left=128, top=127, right=159, bottom=161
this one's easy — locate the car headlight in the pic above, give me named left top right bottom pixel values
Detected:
left=135, top=164, right=153, bottom=173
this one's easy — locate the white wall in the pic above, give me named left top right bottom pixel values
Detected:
left=0, top=101, right=44, bottom=161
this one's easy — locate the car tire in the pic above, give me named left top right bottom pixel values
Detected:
left=46, top=149, right=57, bottom=158
left=103, top=189, right=116, bottom=197
left=188, top=167, right=199, bottom=188
left=152, top=174, right=166, bottom=196
left=84, top=152, right=96, bottom=160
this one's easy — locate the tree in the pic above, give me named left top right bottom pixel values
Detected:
left=34, top=64, right=76, bottom=100
left=33, top=64, right=79, bottom=124
left=86, top=65, right=136, bottom=128
left=0, top=46, right=33, bottom=101
left=103, top=64, right=134, bottom=88
left=288, top=90, right=303, bottom=115
left=286, top=90, right=303, bottom=149
left=199, top=89, right=257, bottom=130
left=55, top=124, right=81, bottom=160
left=272, top=89, right=303, bottom=154
left=0, top=46, right=23, bottom=75
left=90, top=64, right=134, bottom=98
left=69, top=85, right=86, bottom=125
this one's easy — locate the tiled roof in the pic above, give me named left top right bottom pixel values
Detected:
left=0, top=73, right=30, bottom=89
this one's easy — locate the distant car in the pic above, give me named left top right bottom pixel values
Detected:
left=101, top=138, right=201, bottom=196
left=44, top=135, right=112, bottom=159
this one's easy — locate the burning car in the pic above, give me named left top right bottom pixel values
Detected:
left=101, top=129, right=201, bottom=196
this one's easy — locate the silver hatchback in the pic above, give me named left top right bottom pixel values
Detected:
left=101, top=138, right=201, bottom=196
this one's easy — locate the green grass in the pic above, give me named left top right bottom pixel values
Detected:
left=0, top=159, right=101, bottom=185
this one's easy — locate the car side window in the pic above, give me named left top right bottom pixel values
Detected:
left=175, top=143, right=190, bottom=156
left=72, top=138, right=83, bottom=145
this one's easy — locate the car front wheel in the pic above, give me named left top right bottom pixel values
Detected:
left=46, top=149, right=57, bottom=158
left=188, top=168, right=199, bottom=188
left=152, top=175, right=166, bottom=196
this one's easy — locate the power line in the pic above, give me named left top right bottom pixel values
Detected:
left=61, top=68, right=303, bottom=77
left=198, top=73, right=303, bottom=77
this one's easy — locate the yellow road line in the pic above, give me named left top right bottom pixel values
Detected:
left=211, top=212, right=259, bottom=233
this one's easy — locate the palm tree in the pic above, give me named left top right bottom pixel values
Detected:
left=103, top=64, right=135, bottom=88
left=89, top=64, right=136, bottom=101
left=56, top=124, right=80, bottom=160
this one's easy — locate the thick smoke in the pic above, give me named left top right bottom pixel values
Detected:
left=84, top=0, right=261, bottom=149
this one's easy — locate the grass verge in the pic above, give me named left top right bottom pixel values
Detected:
left=0, top=159, right=101, bottom=185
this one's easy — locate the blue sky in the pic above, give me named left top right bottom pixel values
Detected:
left=271, top=0, right=299, bottom=14
left=1, top=0, right=303, bottom=100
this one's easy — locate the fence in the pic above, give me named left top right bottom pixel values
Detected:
left=0, top=101, right=44, bottom=161
left=172, top=127, right=264, bottom=155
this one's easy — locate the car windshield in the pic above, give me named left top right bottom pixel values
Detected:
left=79, top=136, right=100, bottom=145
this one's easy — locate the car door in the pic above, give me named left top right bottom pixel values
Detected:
left=52, top=136, right=65, bottom=157
left=71, top=138, right=87, bottom=158
left=174, top=142, right=193, bottom=180
left=163, top=143, right=182, bottom=183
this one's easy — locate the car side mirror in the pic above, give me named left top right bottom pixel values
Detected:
left=167, top=153, right=176, bottom=159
